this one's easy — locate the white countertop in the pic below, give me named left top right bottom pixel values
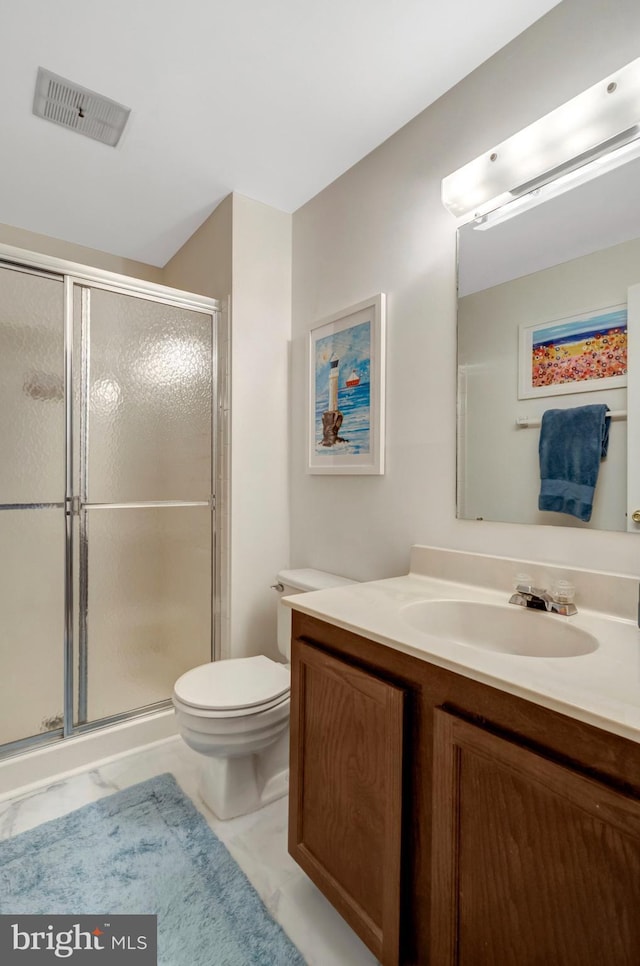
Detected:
left=283, top=572, right=640, bottom=744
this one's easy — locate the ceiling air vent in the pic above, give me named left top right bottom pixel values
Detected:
left=33, top=68, right=130, bottom=147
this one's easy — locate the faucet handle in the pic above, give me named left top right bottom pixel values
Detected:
left=514, top=572, right=534, bottom=594
left=551, top=579, right=575, bottom=604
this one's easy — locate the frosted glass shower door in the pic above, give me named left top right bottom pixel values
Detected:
left=0, top=264, right=66, bottom=746
left=76, top=286, right=214, bottom=724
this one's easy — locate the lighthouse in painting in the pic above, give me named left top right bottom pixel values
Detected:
left=313, top=317, right=372, bottom=458
left=329, top=357, right=339, bottom=411
left=322, top=355, right=344, bottom=446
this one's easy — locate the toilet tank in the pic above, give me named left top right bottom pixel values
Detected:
left=276, top=568, right=356, bottom=660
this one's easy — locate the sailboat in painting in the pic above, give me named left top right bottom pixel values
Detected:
left=345, top=369, right=360, bottom=387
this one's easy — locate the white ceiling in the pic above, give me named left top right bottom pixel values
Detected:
left=0, top=1, right=559, bottom=267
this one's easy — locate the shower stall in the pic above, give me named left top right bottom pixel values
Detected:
left=0, top=248, right=220, bottom=760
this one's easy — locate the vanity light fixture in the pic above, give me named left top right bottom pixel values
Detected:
left=441, top=56, right=640, bottom=227
left=472, top=133, right=640, bottom=230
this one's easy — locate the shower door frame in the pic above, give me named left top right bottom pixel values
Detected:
left=0, top=242, right=222, bottom=757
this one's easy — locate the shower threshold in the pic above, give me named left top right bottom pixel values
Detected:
left=0, top=704, right=177, bottom=800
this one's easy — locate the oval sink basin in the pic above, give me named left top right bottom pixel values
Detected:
left=401, top=599, right=598, bottom=658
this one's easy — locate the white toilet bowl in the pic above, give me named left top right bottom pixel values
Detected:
left=173, top=655, right=291, bottom=819
left=173, top=568, right=355, bottom=820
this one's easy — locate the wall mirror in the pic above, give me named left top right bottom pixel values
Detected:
left=457, top=155, right=640, bottom=532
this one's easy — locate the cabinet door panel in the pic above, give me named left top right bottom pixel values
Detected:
left=431, top=709, right=640, bottom=966
left=289, top=639, right=405, bottom=965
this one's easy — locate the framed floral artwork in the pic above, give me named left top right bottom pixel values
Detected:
left=518, top=303, right=627, bottom=399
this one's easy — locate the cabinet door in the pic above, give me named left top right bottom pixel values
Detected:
left=431, top=709, right=640, bottom=966
left=289, top=639, right=405, bottom=965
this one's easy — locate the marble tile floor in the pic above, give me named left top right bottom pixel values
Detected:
left=0, top=736, right=379, bottom=966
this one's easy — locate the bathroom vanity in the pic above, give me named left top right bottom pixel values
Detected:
left=286, top=548, right=640, bottom=966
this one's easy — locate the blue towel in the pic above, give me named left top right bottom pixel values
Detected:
left=538, top=404, right=610, bottom=522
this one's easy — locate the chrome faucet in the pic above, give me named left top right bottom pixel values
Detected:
left=509, top=581, right=577, bottom=617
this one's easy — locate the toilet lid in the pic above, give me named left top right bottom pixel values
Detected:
left=174, top=656, right=290, bottom=712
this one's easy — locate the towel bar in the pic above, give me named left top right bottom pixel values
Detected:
left=516, top=410, right=627, bottom=429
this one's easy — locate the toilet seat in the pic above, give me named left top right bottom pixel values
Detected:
left=173, top=655, right=290, bottom=718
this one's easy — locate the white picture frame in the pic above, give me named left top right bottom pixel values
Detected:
left=307, top=294, right=386, bottom=475
left=518, top=303, right=627, bottom=399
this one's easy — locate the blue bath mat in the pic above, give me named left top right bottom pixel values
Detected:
left=0, top=773, right=304, bottom=965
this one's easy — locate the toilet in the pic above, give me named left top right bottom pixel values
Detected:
left=172, top=568, right=355, bottom=820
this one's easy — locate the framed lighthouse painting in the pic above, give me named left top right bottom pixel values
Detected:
left=307, top=294, right=386, bottom=474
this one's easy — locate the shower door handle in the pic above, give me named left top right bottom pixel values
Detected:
left=79, top=500, right=212, bottom=510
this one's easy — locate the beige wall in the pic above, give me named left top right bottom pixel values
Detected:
left=0, top=222, right=162, bottom=283
left=163, top=194, right=233, bottom=299
left=163, top=193, right=292, bottom=661
left=229, top=194, right=292, bottom=660
left=290, top=0, right=640, bottom=581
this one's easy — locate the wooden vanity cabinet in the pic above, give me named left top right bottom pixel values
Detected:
left=288, top=638, right=406, bottom=964
left=289, top=611, right=640, bottom=966
left=431, top=709, right=640, bottom=966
